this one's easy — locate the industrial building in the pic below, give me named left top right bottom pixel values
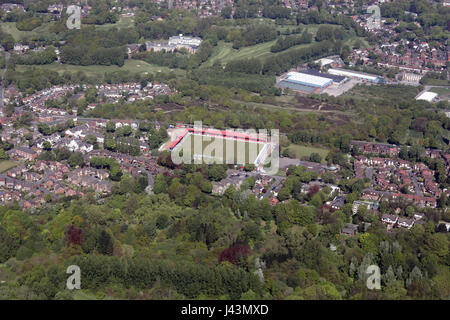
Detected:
left=300, top=69, right=347, bottom=85
left=314, top=56, right=345, bottom=68
left=278, top=71, right=334, bottom=94
left=327, top=68, right=385, bottom=84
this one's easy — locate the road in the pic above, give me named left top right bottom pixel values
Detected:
left=0, top=51, right=11, bottom=113
left=224, top=170, right=286, bottom=199
left=53, top=115, right=145, bottom=123
left=424, top=85, right=450, bottom=90
left=0, top=50, right=10, bottom=113
left=409, top=170, right=423, bottom=196
left=366, top=167, right=374, bottom=185
left=261, top=175, right=285, bottom=199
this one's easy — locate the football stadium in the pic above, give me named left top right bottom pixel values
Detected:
left=167, top=127, right=274, bottom=166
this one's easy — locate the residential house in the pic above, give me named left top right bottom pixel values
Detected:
left=341, top=223, right=359, bottom=236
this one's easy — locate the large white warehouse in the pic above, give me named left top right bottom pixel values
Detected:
left=278, top=71, right=334, bottom=93
left=327, top=68, right=385, bottom=84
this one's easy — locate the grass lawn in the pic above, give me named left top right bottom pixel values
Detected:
left=204, top=39, right=327, bottom=67
left=344, top=36, right=369, bottom=49
left=94, top=16, right=135, bottom=31
left=16, top=59, right=186, bottom=78
left=204, top=40, right=276, bottom=66
left=73, top=290, right=116, bottom=300
left=173, top=133, right=266, bottom=165
left=282, top=144, right=329, bottom=163
left=204, top=24, right=365, bottom=67
left=0, top=160, right=17, bottom=173
left=429, top=87, right=450, bottom=96
left=0, top=22, right=55, bottom=41
left=342, top=84, right=421, bottom=104
left=0, top=16, right=134, bottom=42
left=429, top=87, right=450, bottom=102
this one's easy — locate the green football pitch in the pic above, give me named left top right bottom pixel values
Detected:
left=172, top=133, right=267, bottom=165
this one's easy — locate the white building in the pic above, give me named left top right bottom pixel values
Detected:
left=13, top=44, right=29, bottom=53
left=327, top=68, right=384, bottom=83
left=168, top=34, right=202, bottom=47
left=416, top=91, right=438, bottom=102
left=400, top=72, right=422, bottom=83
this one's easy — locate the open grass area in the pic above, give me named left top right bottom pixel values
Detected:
left=345, top=36, right=369, bottom=49
left=342, top=84, right=422, bottom=103
left=205, top=39, right=328, bottom=67
left=73, top=290, right=116, bottom=300
left=0, top=160, right=18, bottom=173
left=204, top=24, right=365, bottom=67
left=173, top=133, right=266, bottom=165
left=0, top=22, right=55, bottom=41
left=429, top=87, right=450, bottom=96
left=204, top=40, right=276, bottom=66
left=231, top=99, right=322, bottom=114
left=0, top=16, right=134, bottom=42
left=297, top=24, right=333, bottom=36
left=282, top=144, right=329, bottom=163
left=429, top=87, right=450, bottom=102
left=94, top=16, right=135, bottom=31
left=16, top=59, right=186, bottom=78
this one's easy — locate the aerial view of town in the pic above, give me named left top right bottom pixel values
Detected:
left=0, top=0, right=448, bottom=305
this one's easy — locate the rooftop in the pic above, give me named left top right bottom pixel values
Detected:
left=299, top=69, right=346, bottom=83
left=416, top=91, right=438, bottom=102
left=327, top=68, right=381, bottom=81
left=285, top=71, right=333, bottom=87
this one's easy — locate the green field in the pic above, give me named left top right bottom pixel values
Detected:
left=204, top=41, right=274, bottom=66
left=345, top=36, right=369, bottom=49
left=342, top=84, right=421, bottom=103
left=94, top=16, right=135, bottom=31
left=429, top=87, right=450, bottom=101
left=282, top=144, right=329, bottom=163
left=0, top=160, right=18, bottom=173
left=73, top=290, right=116, bottom=300
left=429, top=87, right=450, bottom=94
left=16, top=59, right=186, bottom=78
left=0, top=22, right=56, bottom=41
left=173, top=133, right=266, bottom=165
left=204, top=24, right=366, bottom=67
left=0, top=16, right=134, bottom=42
left=205, top=39, right=327, bottom=67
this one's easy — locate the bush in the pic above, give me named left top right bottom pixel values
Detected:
left=156, top=214, right=169, bottom=229
left=16, top=246, right=33, bottom=261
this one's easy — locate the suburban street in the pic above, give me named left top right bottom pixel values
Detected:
left=365, top=167, right=374, bottom=185
left=224, top=169, right=286, bottom=199
left=0, top=50, right=10, bottom=112
left=409, top=170, right=424, bottom=196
